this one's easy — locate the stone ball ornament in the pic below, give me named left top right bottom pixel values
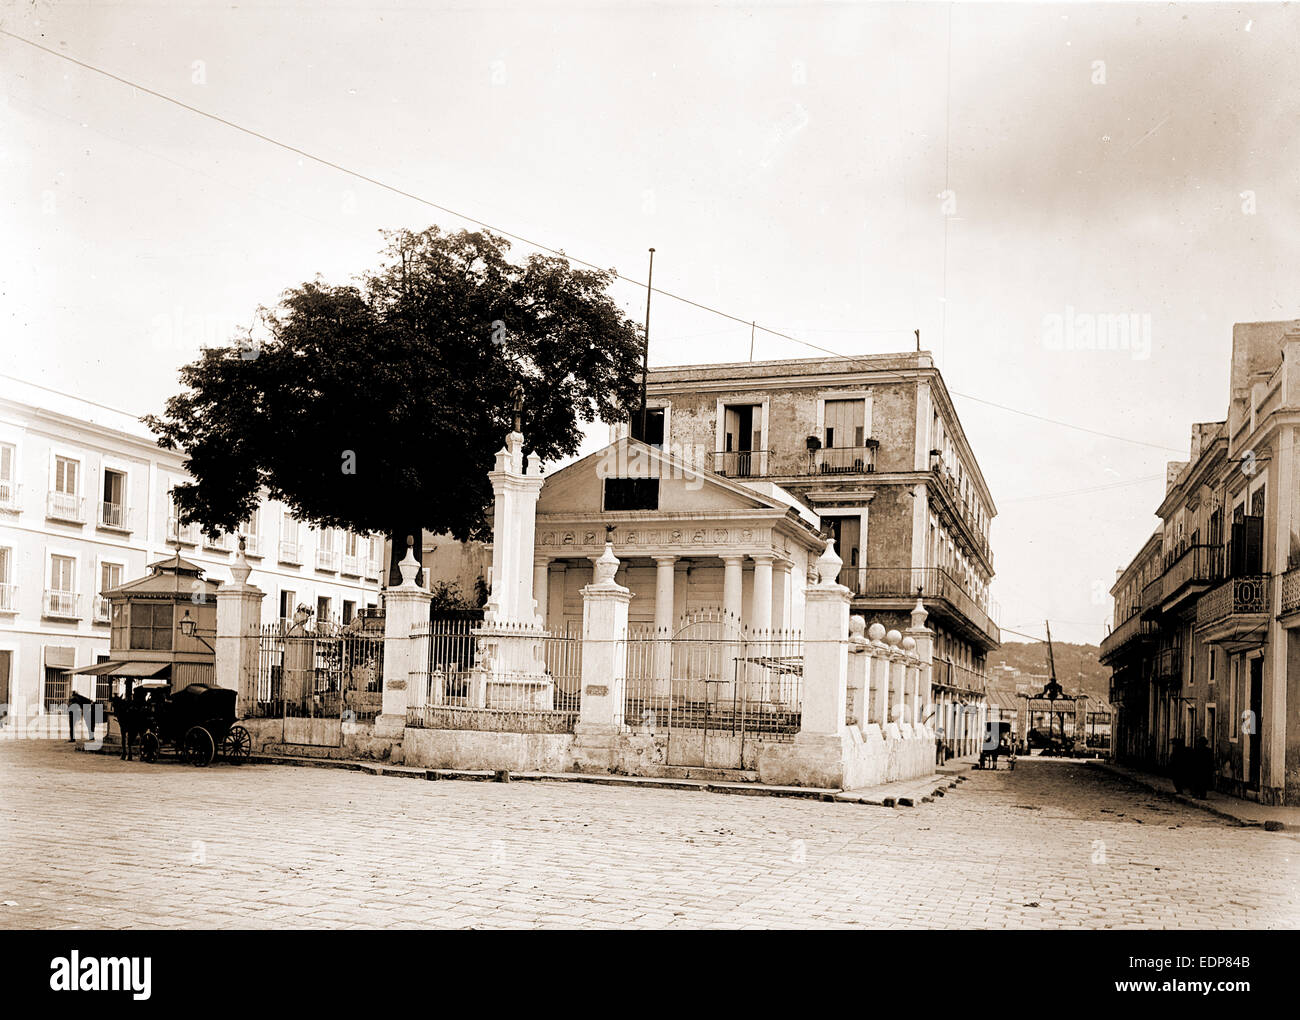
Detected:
left=885, top=629, right=903, bottom=647
left=901, top=636, right=917, bottom=654
left=867, top=622, right=887, bottom=643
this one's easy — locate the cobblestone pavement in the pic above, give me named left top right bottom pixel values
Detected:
left=1, top=742, right=1296, bottom=929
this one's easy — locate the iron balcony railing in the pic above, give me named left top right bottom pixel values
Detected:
left=1281, top=567, right=1300, bottom=617
left=1140, top=573, right=1164, bottom=614
left=0, top=582, right=15, bottom=612
left=316, top=548, right=340, bottom=572
left=97, top=501, right=131, bottom=531
left=43, top=589, right=81, bottom=618
left=1161, top=543, right=1224, bottom=602
left=341, top=554, right=362, bottom=577
left=47, top=492, right=85, bottom=523
left=203, top=531, right=233, bottom=552
left=849, top=566, right=999, bottom=645
left=166, top=516, right=200, bottom=545
left=0, top=481, right=20, bottom=511
left=242, top=534, right=264, bottom=557
left=278, top=540, right=302, bottom=565
left=1155, top=644, right=1183, bottom=682
left=927, top=468, right=993, bottom=569
left=931, top=659, right=989, bottom=695
left=1196, top=575, right=1270, bottom=628
left=1099, top=610, right=1156, bottom=662
left=93, top=595, right=112, bottom=624
left=711, top=450, right=771, bottom=478
left=811, top=445, right=877, bottom=475
left=365, top=558, right=383, bottom=580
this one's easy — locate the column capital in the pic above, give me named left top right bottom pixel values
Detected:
left=652, top=553, right=678, bottom=565
left=534, top=553, right=550, bottom=567
left=749, top=552, right=777, bottom=565
left=720, top=553, right=747, bottom=566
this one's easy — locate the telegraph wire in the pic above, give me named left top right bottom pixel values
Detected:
left=1, top=28, right=1188, bottom=458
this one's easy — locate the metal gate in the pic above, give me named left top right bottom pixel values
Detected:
left=626, top=609, right=802, bottom=769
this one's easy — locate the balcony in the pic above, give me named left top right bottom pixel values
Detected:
left=93, top=595, right=112, bottom=624
left=1098, top=610, right=1156, bottom=665
left=1159, top=543, right=1224, bottom=611
left=1154, top=644, right=1183, bottom=683
left=926, top=468, right=993, bottom=573
left=46, top=492, right=86, bottom=524
left=711, top=450, right=770, bottom=479
left=365, top=558, right=383, bottom=581
left=341, top=554, right=362, bottom=577
left=278, top=540, right=302, bottom=566
left=203, top=531, right=233, bottom=552
left=166, top=516, right=200, bottom=545
left=1139, top=573, right=1164, bottom=619
left=0, top=481, right=20, bottom=512
left=315, top=548, right=340, bottom=572
left=932, top=659, right=989, bottom=695
left=97, top=501, right=133, bottom=533
left=810, top=445, right=877, bottom=475
left=43, top=589, right=81, bottom=619
left=242, top=534, right=264, bottom=558
left=1196, top=575, right=1270, bottom=646
left=0, top=583, right=15, bottom=612
left=848, top=566, right=1000, bottom=649
left=1281, top=567, right=1300, bottom=622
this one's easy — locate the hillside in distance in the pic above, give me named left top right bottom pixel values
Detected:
left=988, top=641, right=1108, bottom=701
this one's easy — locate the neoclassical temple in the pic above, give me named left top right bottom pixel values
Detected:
left=530, top=438, right=827, bottom=636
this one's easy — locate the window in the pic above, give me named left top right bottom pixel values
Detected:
left=49, top=554, right=75, bottom=593
left=317, top=596, right=332, bottom=626
left=0, top=442, right=14, bottom=505
left=342, top=599, right=356, bottom=625
left=101, top=468, right=126, bottom=527
left=823, top=398, right=866, bottom=450
left=44, top=666, right=68, bottom=710
left=129, top=601, right=173, bottom=651
left=603, top=478, right=659, bottom=511
left=720, top=403, right=762, bottom=477
left=630, top=407, right=665, bottom=447
left=97, top=562, right=122, bottom=623
left=1206, top=705, right=1217, bottom=749
left=0, top=546, right=11, bottom=611
left=1208, top=648, right=1216, bottom=686
left=279, top=589, right=297, bottom=624
left=54, top=456, right=78, bottom=495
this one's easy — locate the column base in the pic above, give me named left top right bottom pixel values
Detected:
left=374, top=713, right=406, bottom=740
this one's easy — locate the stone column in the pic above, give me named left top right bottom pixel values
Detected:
left=376, top=542, right=434, bottom=739
left=721, top=554, right=746, bottom=689
left=884, top=631, right=906, bottom=730
left=653, top=555, right=676, bottom=693
left=750, top=554, right=774, bottom=636
left=846, top=615, right=868, bottom=729
left=485, top=433, right=545, bottom=626
left=533, top=556, right=550, bottom=629
left=906, top=597, right=933, bottom=732
left=576, top=542, right=633, bottom=733
left=215, top=540, right=266, bottom=716
left=772, top=560, right=791, bottom=631
left=798, top=543, right=851, bottom=737
left=868, top=623, right=889, bottom=726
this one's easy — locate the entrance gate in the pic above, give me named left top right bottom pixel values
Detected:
left=625, top=609, right=802, bottom=769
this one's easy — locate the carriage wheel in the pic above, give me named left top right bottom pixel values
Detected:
left=140, top=731, right=160, bottom=763
left=183, top=726, right=215, bottom=767
left=222, top=725, right=252, bottom=764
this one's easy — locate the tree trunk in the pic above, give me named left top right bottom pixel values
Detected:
left=387, top=527, right=424, bottom=589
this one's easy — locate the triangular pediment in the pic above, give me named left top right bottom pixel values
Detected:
left=537, top=439, right=790, bottom=515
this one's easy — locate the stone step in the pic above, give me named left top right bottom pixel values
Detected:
left=629, top=764, right=761, bottom=783
left=261, top=741, right=351, bottom=760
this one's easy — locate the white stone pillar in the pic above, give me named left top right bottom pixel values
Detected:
left=906, top=597, right=933, bottom=732
left=485, top=433, right=545, bottom=625
left=533, top=556, right=550, bottom=628
left=772, top=560, right=791, bottom=631
left=215, top=541, right=266, bottom=717
left=751, top=554, right=774, bottom=636
left=868, top=623, right=889, bottom=726
left=799, top=544, right=851, bottom=737
left=376, top=543, right=434, bottom=738
left=576, top=542, right=633, bottom=732
left=847, top=615, right=868, bottom=729
left=721, top=554, right=745, bottom=691
left=653, top=555, right=676, bottom=692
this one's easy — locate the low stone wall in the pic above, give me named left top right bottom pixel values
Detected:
left=241, top=717, right=397, bottom=761
left=403, top=727, right=575, bottom=772
left=757, top=724, right=935, bottom=789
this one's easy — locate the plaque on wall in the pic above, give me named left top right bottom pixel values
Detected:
left=585, top=684, right=609, bottom=697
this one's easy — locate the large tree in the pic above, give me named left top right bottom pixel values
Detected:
left=145, top=226, right=644, bottom=584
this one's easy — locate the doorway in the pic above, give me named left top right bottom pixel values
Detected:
left=1248, top=657, right=1263, bottom=790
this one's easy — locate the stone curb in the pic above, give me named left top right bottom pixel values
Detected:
left=244, top=752, right=969, bottom=805
left=1089, top=760, right=1278, bottom=830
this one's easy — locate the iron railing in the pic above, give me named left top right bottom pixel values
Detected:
left=43, top=589, right=80, bottom=618
left=1161, top=543, right=1224, bottom=601
left=278, top=539, right=301, bottom=565
left=711, top=450, right=771, bottom=478
left=166, top=516, right=200, bottom=544
left=0, top=583, right=15, bottom=612
left=93, top=596, right=112, bottom=624
left=47, top=492, right=85, bottom=523
left=811, top=446, right=877, bottom=475
left=98, top=501, right=131, bottom=531
left=0, top=481, right=20, bottom=510
left=850, top=566, right=999, bottom=645
left=315, top=548, right=340, bottom=572
left=341, top=554, right=362, bottom=577
left=1196, top=575, right=1270, bottom=628
left=1281, top=567, right=1300, bottom=617
left=251, top=625, right=385, bottom=724
left=242, top=534, right=264, bottom=557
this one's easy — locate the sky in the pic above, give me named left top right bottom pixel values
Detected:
left=4, top=0, right=1299, bottom=645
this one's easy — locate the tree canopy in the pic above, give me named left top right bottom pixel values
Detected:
left=145, top=227, right=644, bottom=577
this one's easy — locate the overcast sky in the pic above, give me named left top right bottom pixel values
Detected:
left=5, top=1, right=1299, bottom=646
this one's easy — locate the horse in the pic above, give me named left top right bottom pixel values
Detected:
left=109, top=694, right=149, bottom=761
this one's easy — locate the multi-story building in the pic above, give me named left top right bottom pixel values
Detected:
left=1101, top=320, right=1300, bottom=805
left=623, top=352, right=999, bottom=718
left=0, top=377, right=385, bottom=723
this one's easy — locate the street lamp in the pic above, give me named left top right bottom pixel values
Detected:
left=179, top=609, right=215, bottom=651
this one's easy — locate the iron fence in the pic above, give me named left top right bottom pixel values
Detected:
left=406, top=619, right=582, bottom=731
left=252, top=625, right=385, bottom=724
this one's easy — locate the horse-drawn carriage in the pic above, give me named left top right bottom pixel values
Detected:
left=115, top=682, right=252, bottom=766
